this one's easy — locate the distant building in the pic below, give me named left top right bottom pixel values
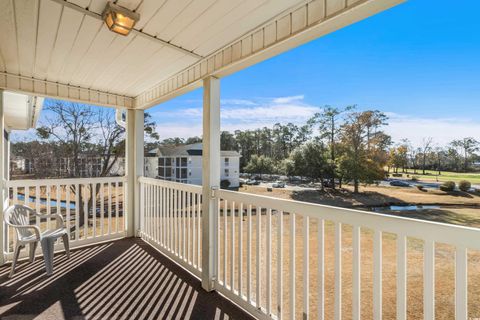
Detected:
left=145, top=143, right=240, bottom=187
left=12, top=156, right=125, bottom=178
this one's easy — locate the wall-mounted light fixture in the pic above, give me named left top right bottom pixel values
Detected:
left=102, top=2, right=139, bottom=36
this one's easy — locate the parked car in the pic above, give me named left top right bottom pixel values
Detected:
left=272, top=181, right=285, bottom=188
left=389, top=180, right=410, bottom=187
left=239, top=178, right=247, bottom=187
left=322, top=179, right=335, bottom=188
left=245, top=179, right=260, bottom=185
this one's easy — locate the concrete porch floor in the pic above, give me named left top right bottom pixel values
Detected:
left=0, top=238, right=254, bottom=320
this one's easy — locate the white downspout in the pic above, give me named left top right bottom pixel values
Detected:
left=0, top=89, right=5, bottom=265
left=116, top=108, right=126, bottom=128
left=201, top=76, right=220, bottom=291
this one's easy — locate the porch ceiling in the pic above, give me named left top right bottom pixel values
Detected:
left=0, top=0, right=403, bottom=109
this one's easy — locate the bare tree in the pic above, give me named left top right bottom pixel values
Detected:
left=36, top=100, right=159, bottom=230
left=37, top=101, right=96, bottom=177
left=420, top=137, right=433, bottom=175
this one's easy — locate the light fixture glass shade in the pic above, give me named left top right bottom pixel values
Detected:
left=102, top=2, right=139, bottom=36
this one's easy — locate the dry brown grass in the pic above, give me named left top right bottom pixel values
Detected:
left=240, top=184, right=480, bottom=208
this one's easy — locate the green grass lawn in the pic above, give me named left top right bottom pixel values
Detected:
left=397, top=169, right=480, bottom=184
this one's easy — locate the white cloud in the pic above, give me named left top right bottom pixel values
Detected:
left=155, top=123, right=203, bottom=139
left=272, top=95, right=305, bottom=104
left=151, top=95, right=320, bottom=139
left=10, top=129, right=37, bottom=142
left=386, top=113, right=480, bottom=147
left=221, top=99, right=257, bottom=106
left=220, top=103, right=318, bottom=122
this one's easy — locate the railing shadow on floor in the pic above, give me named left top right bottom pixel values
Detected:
left=0, top=238, right=254, bottom=320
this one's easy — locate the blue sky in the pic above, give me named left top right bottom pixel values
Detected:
left=13, top=0, right=480, bottom=146
left=147, top=0, right=480, bottom=146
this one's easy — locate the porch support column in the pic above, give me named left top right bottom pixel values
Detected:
left=0, top=89, right=5, bottom=265
left=201, top=76, right=220, bottom=291
left=126, top=109, right=144, bottom=237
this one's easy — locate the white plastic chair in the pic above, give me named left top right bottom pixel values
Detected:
left=4, top=204, right=70, bottom=277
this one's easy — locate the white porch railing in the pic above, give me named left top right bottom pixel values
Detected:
left=4, top=176, right=127, bottom=261
left=138, top=177, right=203, bottom=278
left=139, top=177, right=480, bottom=320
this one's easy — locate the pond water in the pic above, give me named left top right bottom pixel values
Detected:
left=16, top=194, right=76, bottom=209
left=372, top=205, right=440, bottom=212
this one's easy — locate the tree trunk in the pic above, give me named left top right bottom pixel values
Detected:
left=354, top=179, right=359, bottom=193
left=330, top=119, right=336, bottom=190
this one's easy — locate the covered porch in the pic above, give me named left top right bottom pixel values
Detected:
left=2, top=0, right=479, bottom=319
left=0, top=237, right=253, bottom=319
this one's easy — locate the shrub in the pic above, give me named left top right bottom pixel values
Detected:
left=392, top=173, right=402, bottom=177
left=220, top=179, right=231, bottom=189
left=439, top=181, right=455, bottom=192
left=458, top=180, right=471, bottom=192
left=411, top=176, right=419, bottom=182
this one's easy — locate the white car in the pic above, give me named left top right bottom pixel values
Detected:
left=272, top=181, right=286, bottom=188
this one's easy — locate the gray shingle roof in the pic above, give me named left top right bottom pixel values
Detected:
left=147, top=143, right=240, bottom=157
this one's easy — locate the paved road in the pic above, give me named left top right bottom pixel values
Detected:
left=257, top=182, right=317, bottom=191
left=254, top=180, right=479, bottom=192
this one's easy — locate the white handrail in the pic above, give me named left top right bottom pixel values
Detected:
left=126, top=177, right=480, bottom=319
left=216, top=188, right=480, bottom=250
left=213, top=187, right=479, bottom=320
left=138, top=177, right=203, bottom=278
left=6, top=176, right=127, bottom=187
left=4, top=176, right=127, bottom=260
left=138, top=176, right=201, bottom=193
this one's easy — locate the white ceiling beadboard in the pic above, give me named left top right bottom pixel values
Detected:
left=0, top=0, right=305, bottom=105
left=0, top=0, right=402, bottom=108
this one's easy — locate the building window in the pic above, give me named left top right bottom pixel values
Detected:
left=181, top=168, right=188, bottom=179
left=224, top=168, right=229, bottom=177
left=181, top=157, right=187, bottom=166
left=224, top=157, right=229, bottom=165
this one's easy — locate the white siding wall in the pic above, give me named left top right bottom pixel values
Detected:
left=222, top=156, right=240, bottom=187
left=188, top=156, right=203, bottom=185
left=152, top=155, right=240, bottom=187
left=144, top=157, right=158, bottom=178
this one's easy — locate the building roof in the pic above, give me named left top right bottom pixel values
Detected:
left=148, top=143, right=240, bottom=158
